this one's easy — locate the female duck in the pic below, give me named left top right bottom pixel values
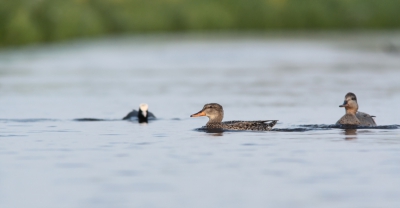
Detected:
left=336, top=92, right=376, bottom=126
left=190, top=103, right=278, bottom=131
left=123, top=103, right=155, bottom=123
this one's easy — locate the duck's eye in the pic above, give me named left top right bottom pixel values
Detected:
left=351, top=97, right=356, bottom=101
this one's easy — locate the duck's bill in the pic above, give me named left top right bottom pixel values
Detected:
left=339, top=101, right=348, bottom=107
left=190, top=110, right=206, bottom=117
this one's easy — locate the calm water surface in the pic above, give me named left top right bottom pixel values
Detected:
left=1, top=33, right=400, bottom=208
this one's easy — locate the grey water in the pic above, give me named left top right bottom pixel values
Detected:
left=1, top=32, right=400, bottom=208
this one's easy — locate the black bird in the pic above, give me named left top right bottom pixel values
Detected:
left=123, top=103, right=156, bottom=123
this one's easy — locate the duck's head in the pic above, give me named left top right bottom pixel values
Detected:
left=190, top=103, right=224, bottom=123
left=139, top=103, right=149, bottom=118
left=339, top=92, right=358, bottom=114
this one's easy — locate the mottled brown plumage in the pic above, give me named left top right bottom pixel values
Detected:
left=336, top=92, right=376, bottom=126
left=191, top=103, right=278, bottom=131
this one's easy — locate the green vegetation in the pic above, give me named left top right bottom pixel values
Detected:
left=1, top=0, right=399, bottom=47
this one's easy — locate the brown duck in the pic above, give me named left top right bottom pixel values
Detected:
left=336, top=92, right=377, bottom=126
left=190, top=103, right=278, bottom=131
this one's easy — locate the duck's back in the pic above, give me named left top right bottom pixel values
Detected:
left=356, top=111, right=376, bottom=126
left=220, top=120, right=278, bottom=131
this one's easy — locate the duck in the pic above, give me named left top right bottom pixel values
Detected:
left=123, top=103, right=156, bottom=123
left=336, top=92, right=376, bottom=126
left=190, top=103, right=278, bottom=131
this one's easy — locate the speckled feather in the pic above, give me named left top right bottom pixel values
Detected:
left=336, top=112, right=376, bottom=126
left=336, top=114, right=361, bottom=125
left=205, top=120, right=278, bottom=131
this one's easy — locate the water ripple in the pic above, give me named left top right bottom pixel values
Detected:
left=298, top=124, right=400, bottom=129
left=0, top=118, right=59, bottom=123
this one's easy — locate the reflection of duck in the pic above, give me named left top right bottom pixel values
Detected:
left=343, top=129, right=357, bottom=140
left=123, top=103, right=156, bottom=123
left=336, top=92, right=376, bottom=126
left=190, top=103, right=278, bottom=131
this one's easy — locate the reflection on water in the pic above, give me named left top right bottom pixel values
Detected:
left=207, top=132, right=224, bottom=137
left=343, top=129, right=357, bottom=140
left=298, top=124, right=400, bottom=130
left=1, top=33, right=400, bottom=208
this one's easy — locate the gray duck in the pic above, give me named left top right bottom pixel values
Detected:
left=336, top=92, right=376, bottom=126
left=190, top=103, right=278, bottom=131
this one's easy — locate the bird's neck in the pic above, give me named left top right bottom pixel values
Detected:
left=345, top=107, right=358, bottom=115
left=207, top=114, right=223, bottom=124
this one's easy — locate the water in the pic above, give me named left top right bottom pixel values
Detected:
left=1, top=33, right=400, bottom=208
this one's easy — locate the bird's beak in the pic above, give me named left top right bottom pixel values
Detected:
left=339, top=100, right=348, bottom=107
left=190, top=110, right=206, bottom=117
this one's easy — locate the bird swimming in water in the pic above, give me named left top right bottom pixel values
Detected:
left=336, top=92, right=376, bottom=126
left=190, top=103, right=278, bottom=131
left=123, top=103, right=156, bottom=123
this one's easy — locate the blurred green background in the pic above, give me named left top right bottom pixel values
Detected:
left=1, top=0, right=399, bottom=47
